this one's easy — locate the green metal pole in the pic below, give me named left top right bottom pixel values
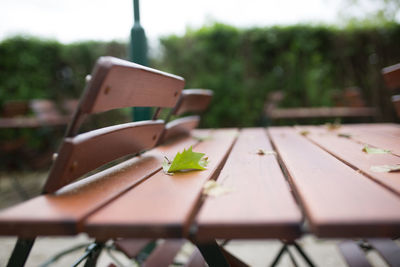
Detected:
left=130, top=0, right=151, bottom=121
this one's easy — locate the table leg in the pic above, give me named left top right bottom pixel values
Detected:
left=7, top=237, right=36, bottom=267
left=195, top=241, right=230, bottom=267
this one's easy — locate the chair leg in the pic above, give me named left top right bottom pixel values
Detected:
left=7, top=238, right=36, bottom=267
left=270, top=241, right=316, bottom=267
left=292, top=241, right=316, bottom=267
left=270, top=244, right=287, bottom=267
left=71, top=242, right=105, bottom=267
left=195, top=240, right=230, bottom=267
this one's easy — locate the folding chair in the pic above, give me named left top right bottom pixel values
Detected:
left=4, top=56, right=185, bottom=266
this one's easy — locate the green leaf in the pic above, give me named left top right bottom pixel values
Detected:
left=162, top=146, right=209, bottom=174
left=362, top=145, right=390, bottom=154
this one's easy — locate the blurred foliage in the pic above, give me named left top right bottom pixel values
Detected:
left=157, top=23, right=400, bottom=127
left=1, top=23, right=400, bottom=169
left=0, top=36, right=128, bottom=170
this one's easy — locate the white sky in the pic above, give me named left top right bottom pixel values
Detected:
left=1, top=0, right=346, bottom=44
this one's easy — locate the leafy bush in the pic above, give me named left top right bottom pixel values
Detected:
left=157, top=23, right=400, bottom=127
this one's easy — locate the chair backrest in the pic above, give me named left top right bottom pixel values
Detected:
left=159, top=89, right=213, bottom=143
left=43, top=57, right=185, bottom=193
left=382, top=63, right=400, bottom=117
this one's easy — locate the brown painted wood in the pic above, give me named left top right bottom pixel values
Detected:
left=172, top=89, right=213, bottom=116
left=299, top=126, right=400, bottom=196
left=195, top=128, right=301, bottom=241
left=268, top=127, right=400, bottom=237
left=338, top=241, right=372, bottom=267
left=142, top=239, right=185, bottom=267
left=84, top=129, right=238, bottom=239
left=80, top=57, right=185, bottom=114
left=160, top=116, right=200, bottom=144
left=367, top=238, right=400, bottom=266
left=382, top=63, right=400, bottom=90
left=392, top=95, right=400, bottom=117
left=44, top=120, right=165, bottom=193
left=0, top=135, right=200, bottom=237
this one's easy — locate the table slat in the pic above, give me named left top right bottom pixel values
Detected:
left=339, top=124, right=400, bottom=156
left=269, top=127, right=400, bottom=237
left=0, top=135, right=201, bottom=237
left=195, top=128, right=302, bottom=241
left=84, top=129, right=238, bottom=239
left=301, top=126, right=400, bottom=196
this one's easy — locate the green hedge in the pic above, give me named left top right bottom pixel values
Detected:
left=1, top=24, right=400, bottom=168
left=158, top=23, right=400, bottom=127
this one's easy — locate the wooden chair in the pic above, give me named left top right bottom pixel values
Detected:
left=264, top=88, right=377, bottom=124
left=4, top=56, right=185, bottom=266
left=382, top=62, right=400, bottom=118
left=337, top=63, right=400, bottom=267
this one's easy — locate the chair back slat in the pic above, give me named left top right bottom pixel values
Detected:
left=79, top=57, right=184, bottom=115
left=171, top=89, right=213, bottom=116
left=160, top=116, right=200, bottom=143
left=382, top=63, right=400, bottom=118
left=44, top=120, right=164, bottom=193
left=382, top=63, right=400, bottom=90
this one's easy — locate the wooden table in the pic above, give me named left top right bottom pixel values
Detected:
left=1, top=123, right=400, bottom=266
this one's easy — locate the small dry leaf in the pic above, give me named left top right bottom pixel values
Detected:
left=325, top=122, right=341, bottom=131
left=193, top=135, right=212, bottom=142
left=362, top=145, right=390, bottom=154
left=300, top=130, right=310, bottom=136
left=257, top=149, right=276, bottom=156
left=370, top=164, right=400, bottom=173
left=203, top=180, right=234, bottom=197
left=338, top=133, right=352, bottom=138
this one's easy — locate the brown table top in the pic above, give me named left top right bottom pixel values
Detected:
left=0, top=124, right=399, bottom=241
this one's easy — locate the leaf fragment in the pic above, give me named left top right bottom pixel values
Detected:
left=299, top=130, right=310, bottom=136
left=202, top=180, right=234, bottom=197
left=338, top=133, right=352, bottom=138
left=370, top=164, right=400, bottom=173
left=256, top=149, right=276, bottom=156
left=362, top=145, right=390, bottom=154
left=162, top=146, right=209, bottom=174
left=193, top=135, right=212, bottom=142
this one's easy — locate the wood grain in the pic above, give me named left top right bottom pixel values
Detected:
left=84, top=129, right=238, bottom=239
left=195, top=128, right=301, bottom=241
left=269, top=127, right=400, bottom=237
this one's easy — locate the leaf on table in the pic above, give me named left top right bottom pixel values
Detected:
left=338, top=133, right=352, bottom=138
left=256, top=149, right=276, bottom=156
left=325, top=120, right=341, bottom=131
left=370, top=164, right=400, bottom=173
left=299, top=130, right=310, bottom=136
left=362, top=145, right=390, bottom=154
left=162, top=146, right=209, bottom=175
left=192, top=135, right=212, bottom=142
left=203, top=180, right=234, bottom=197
